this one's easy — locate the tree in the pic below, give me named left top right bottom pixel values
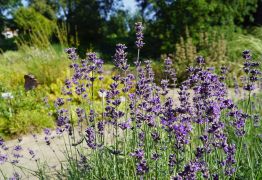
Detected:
left=0, top=0, right=21, bottom=32
left=135, top=0, right=152, bottom=20
left=56, top=0, right=121, bottom=46
left=253, top=0, right=262, bottom=25
left=27, top=0, right=59, bottom=20
left=13, top=7, right=55, bottom=36
left=136, top=0, right=259, bottom=56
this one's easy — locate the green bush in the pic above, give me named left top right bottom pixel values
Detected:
left=13, top=7, right=55, bottom=38
left=6, top=110, right=54, bottom=136
left=0, top=86, right=54, bottom=138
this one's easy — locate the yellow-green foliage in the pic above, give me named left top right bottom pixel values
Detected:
left=7, top=110, right=54, bottom=136
left=13, top=7, right=55, bottom=38
left=174, top=35, right=197, bottom=81
left=171, top=30, right=262, bottom=84
left=228, top=33, right=262, bottom=61
left=198, top=31, right=227, bottom=64
left=0, top=87, right=54, bottom=138
left=251, top=27, right=262, bottom=40
left=174, top=31, right=228, bottom=68
left=13, top=7, right=68, bottom=50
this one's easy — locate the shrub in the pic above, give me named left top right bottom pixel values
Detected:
left=0, top=87, right=54, bottom=138
left=13, top=7, right=55, bottom=38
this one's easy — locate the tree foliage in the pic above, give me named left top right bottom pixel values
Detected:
left=136, top=0, right=259, bottom=55
left=27, top=0, right=59, bottom=20
left=13, top=7, right=55, bottom=36
left=1, top=0, right=262, bottom=59
left=0, top=0, right=21, bottom=32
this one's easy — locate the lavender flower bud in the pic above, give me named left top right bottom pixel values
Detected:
left=97, top=121, right=104, bottom=135
left=0, top=154, right=7, bottom=164
left=65, top=48, right=78, bottom=61
left=196, top=56, right=205, bottom=64
left=130, top=149, right=144, bottom=160
left=136, top=159, right=149, bottom=175
left=85, top=127, right=96, bottom=149
left=242, top=50, right=251, bottom=60
left=151, top=153, right=160, bottom=160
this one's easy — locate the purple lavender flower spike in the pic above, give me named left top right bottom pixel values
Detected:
left=168, top=153, right=178, bottom=175
left=45, top=136, right=50, bottom=145
left=136, top=159, right=149, bottom=175
left=65, top=48, right=78, bottom=61
left=135, top=22, right=145, bottom=49
left=151, top=153, right=160, bottom=160
left=151, top=131, right=160, bottom=142
left=160, top=79, right=169, bottom=95
left=85, top=127, right=96, bottom=149
left=28, top=148, right=35, bottom=158
left=8, top=172, right=21, bottom=180
left=97, top=121, right=104, bottom=135
left=114, top=44, right=129, bottom=71
left=44, top=128, right=51, bottom=136
left=196, top=56, right=205, bottom=64
left=13, top=145, right=22, bottom=151
left=56, top=109, right=70, bottom=127
left=119, top=119, right=131, bottom=130
left=242, top=50, right=261, bottom=92
left=243, top=84, right=255, bottom=91
left=164, top=57, right=172, bottom=73
left=54, top=98, right=64, bottom=107
left=138, top=132, right=145, bottom=142
left=242, top=50, right=251, bottom=60
left=130, top=149, right=144, bottom=160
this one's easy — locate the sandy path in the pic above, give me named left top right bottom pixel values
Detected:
left=1, top=88, right=260, bottom=179
left=1, top=132, right=70, bottom=179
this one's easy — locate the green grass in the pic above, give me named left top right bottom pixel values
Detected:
left=233, top=92, right=262, bottom=179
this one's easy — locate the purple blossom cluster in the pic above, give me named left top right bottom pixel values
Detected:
left=135, top=22, right=145, bottom=49
left=113, top=44, right=129, bottom=71
left=131, top=149, right=149, bottom=175
left=85, top=127, right=96, bottom=149
left=164, top=57, right=177, bottom=86
left=242, top=50, right=261, bottom=91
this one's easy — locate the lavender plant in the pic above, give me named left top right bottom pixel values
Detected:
left=0, top=23, right=261, bottom=180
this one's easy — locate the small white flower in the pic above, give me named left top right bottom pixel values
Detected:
left=120, top=96, right=126, bottom=102
left=98, top=91, right=107, bottom=98
left=1, top=92, right=14, bottom=99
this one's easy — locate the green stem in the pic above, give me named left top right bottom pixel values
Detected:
left=0, top=168, right=6, bottom=179
left=234, top=90, right=251, bottom=179
left=154, top=142, right=158, bottom=180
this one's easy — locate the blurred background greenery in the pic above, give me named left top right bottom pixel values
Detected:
left=1, top=0, right=262, bottom=59
left=0, top=0, right=262, bottom=138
